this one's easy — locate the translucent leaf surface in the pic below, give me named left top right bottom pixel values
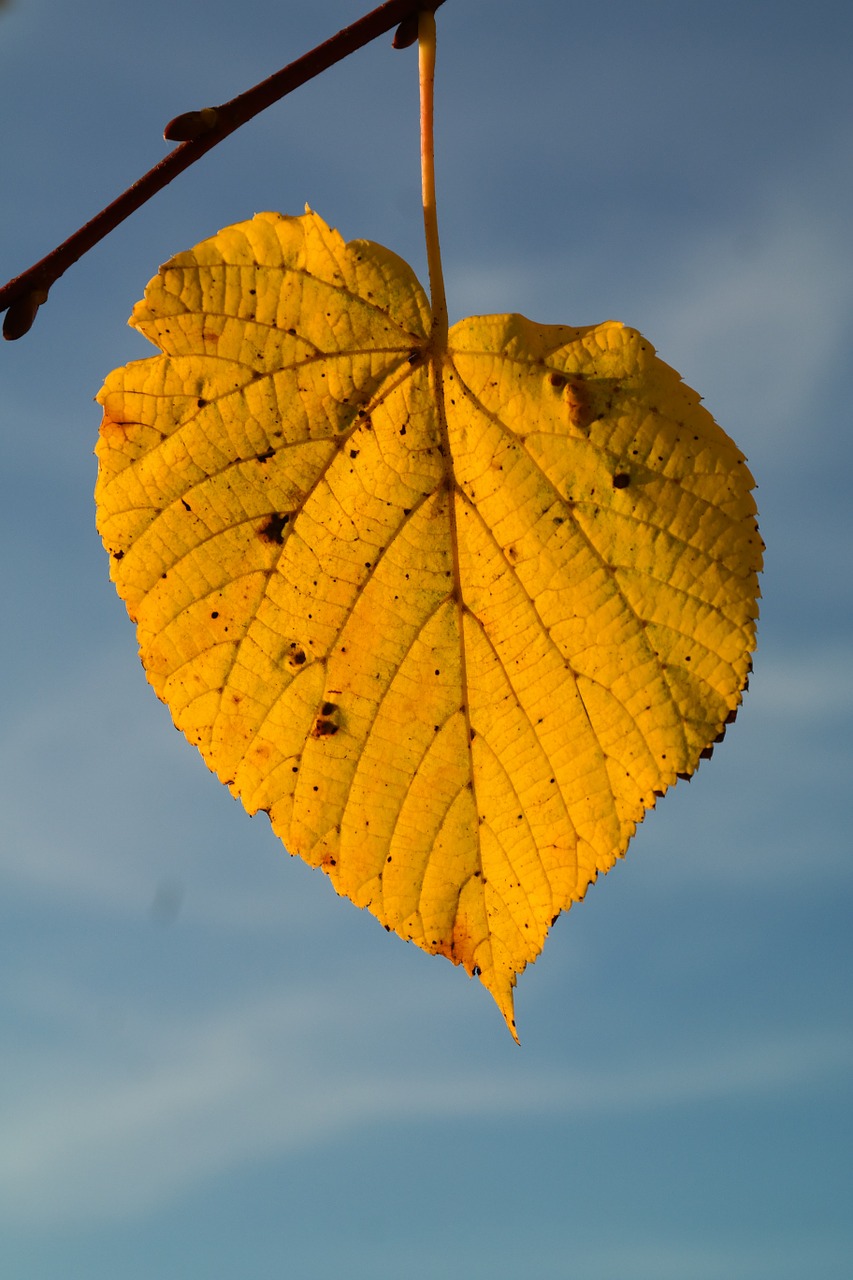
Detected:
left=95, top=210, right=762, bottom=1037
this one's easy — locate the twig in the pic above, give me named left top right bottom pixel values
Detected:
left=1, top=0, right=445, bottom=340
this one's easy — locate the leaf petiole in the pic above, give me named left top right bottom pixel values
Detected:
left=419, top=10, right=448, bottom=347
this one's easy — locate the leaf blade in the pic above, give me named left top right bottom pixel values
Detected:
left=96, top=210, right=761, bottom=1039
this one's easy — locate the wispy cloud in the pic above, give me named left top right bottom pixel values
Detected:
left=750, top=646, right=853, bottom=721
left=2, top=968, right=849, bottom=1228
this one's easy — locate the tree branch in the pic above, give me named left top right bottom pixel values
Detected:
left=1, top=0, right=445, bottom=340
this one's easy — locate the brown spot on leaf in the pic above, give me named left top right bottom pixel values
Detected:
left=311, top=700, right=340, bottom=738
left=259, top=513, right=289, bottom=544
left=312, top=720, right=339, bottom=737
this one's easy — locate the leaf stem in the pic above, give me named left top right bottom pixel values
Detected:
left=1, top=0, right=446, bottom=340
left=419, top=10, right=448, bottom=346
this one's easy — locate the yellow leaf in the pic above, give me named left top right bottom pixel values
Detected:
left=95, top=209, right=761, bottom=1039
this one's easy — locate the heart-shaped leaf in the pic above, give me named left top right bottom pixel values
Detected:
left=95, top=209, right=761, bottom=1037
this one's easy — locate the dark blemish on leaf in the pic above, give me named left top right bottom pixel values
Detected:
left=258, top=513, right=289, bottom=544
left=472, top=965, right=481, bottom=977
left=196, top=398, right=207, bottom=408
left=349, top=449, right=359, bottom=459
left=700, top=745, right=714, bottom=760
left=399, top=423, right=407, bottom=435
left=612, top=472, right=630, bottom=489
left=210, top=611, right=219, bottom=619
left=256, top=446, right=275, bottom=463
left=321, top=701, right=337, bottom=716
left=312, top=719, right=339, bottom=737
left=112, top=549, right=124, bottom=560
left=181, top=499, right=191, bottom=512
left=407, top=349, right=422, bottom=365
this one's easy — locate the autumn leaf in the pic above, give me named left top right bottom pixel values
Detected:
left=94, top=207, right=761, bottom=1038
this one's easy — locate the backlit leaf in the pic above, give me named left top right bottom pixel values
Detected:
left=95, top=209, right=761, bottom=1038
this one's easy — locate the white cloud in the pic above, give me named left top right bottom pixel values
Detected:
left=645, top=208, right=852, bottom=453
left=449, top=140, right=853, bottom=468
left=562, top=1234, right=846, bottom=1280
left=1, top=968, right=849, bottom=1228
left=0, top=646, right=330, bottom=931
left=750, top=645, right=853, bottom=721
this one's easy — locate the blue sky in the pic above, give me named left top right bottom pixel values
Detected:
left=1, top=1, right=851, bottom=1276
